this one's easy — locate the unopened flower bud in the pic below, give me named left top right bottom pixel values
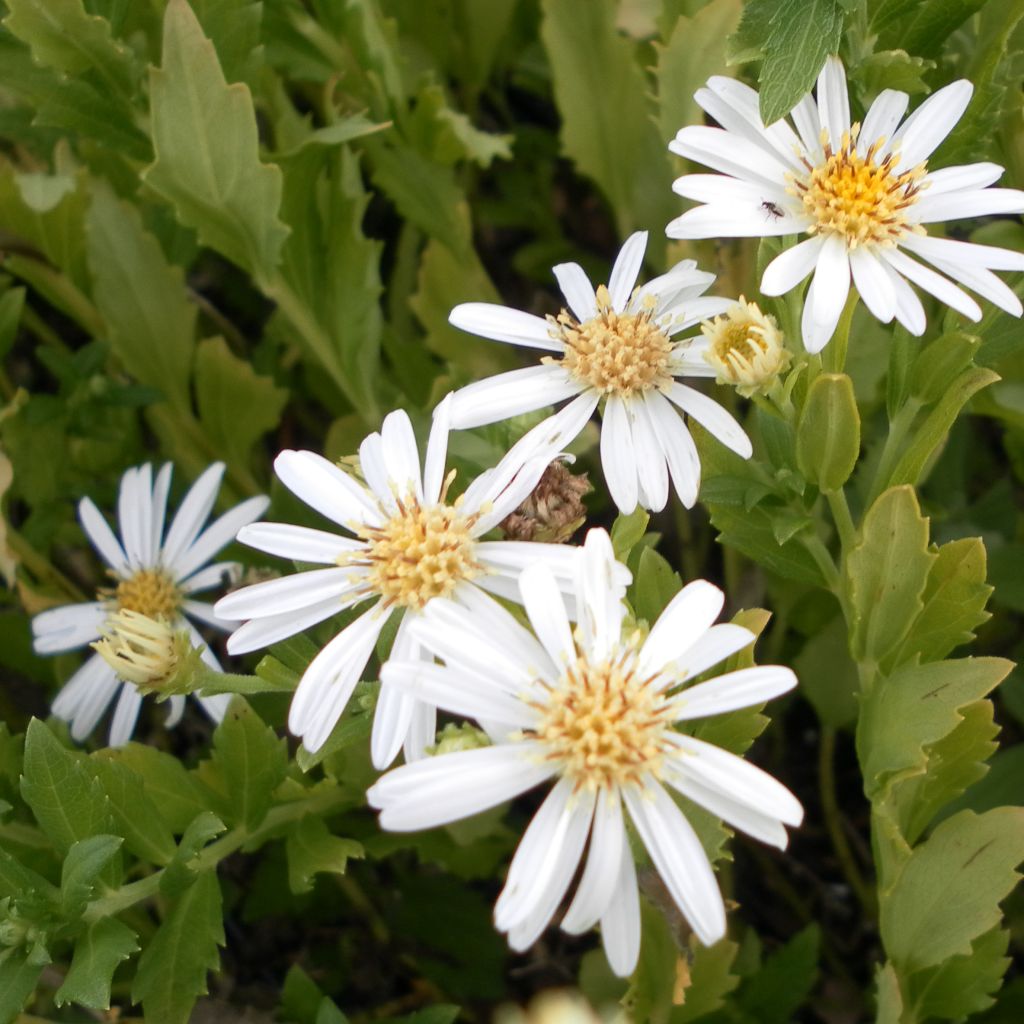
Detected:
left=92, top=610, right=201, bottom=695
left=500, top=461, right=591, bottom=543
left=496, top=990, right=608, bottom=1024
left=701, top=297, right=789, bottom=396
left=429, top=722, right=490, bottom=756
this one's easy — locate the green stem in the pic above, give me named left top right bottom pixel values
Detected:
left=868, top=398, right=921, bottom=506
left=83, top=786, right=350, bottom=923
left=825, top=488, right=856, bottom=555
left=819, top=727, right=876, bottom=919
left=801, top=533, right=840, bottom=590
left=822, top=290, right=859, bottom=375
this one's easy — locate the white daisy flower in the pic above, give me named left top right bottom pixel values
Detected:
left=32, top=462, right=269, bottom=747
left=214, top=397, right=608, bottom=764
left=447, top=231, right=752, bottom=514
left=668, top=57, right=1024, bottom=353
left=368, top=529, right=802, bottom=976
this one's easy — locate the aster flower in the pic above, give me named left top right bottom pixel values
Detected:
left=701, top=297, right=790, bottom=396
left=214, top=397, right=610, bottom=764
left=368, top=529, right=802, bottom=976
left=446, top=232, right=752, bottom=514
left=668, top=57, right=1024, bottom=352
left=32, top=463, right=269, bottom=747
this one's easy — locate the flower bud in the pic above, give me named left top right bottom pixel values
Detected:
left=701, top=297, right=789, bottom=396
left=92, top=610, right=202, bottom=694
left=429, top=722, right=491, bottom=755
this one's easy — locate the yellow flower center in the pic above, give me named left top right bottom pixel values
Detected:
left=529, top=638, right=675, bottom=791
left=113, top=569, right=181, bottom=619
left=93, top=609, right=178, bottom=688
left=701, top=297, right=789, bottom=395
left=347, top=490, right=482, bottom=610
left=793, top=127, right=926, bottom=248
left=550, top=285, right=673, bottom=396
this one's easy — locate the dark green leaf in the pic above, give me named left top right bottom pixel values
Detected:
left=285, top=815, right=363, bottom=895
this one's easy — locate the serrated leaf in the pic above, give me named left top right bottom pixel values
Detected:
left=85, top=181, right=196, bottom=412
left=194, top=336, right=287, bottom=466
left=143, top=0, right=289, bottom=278
left=88, top=754, right=177, bottom=866
left=211, top=698, right=286, bottom=831
left=736, top=924, right=820, bottom=1024
left=674, top=933, right=741, bottom=1021
left=708, top=503, right=824, bottom=585
left=132, top=869, right=224, bottom=1024
left=858, top=657, right=1010, bottom=800
left=0, top=950, right=43, bottom=1022
left=161, top=811, right=226, bottom=898
left=895, top=537, right=992, bottom=665
left=285, top=815, right=363, bottom=894
left=56, top=917, right=138, bottom=1010
left=539, top=0, right=673, bottom=244
left=881, top=808, right=1024, bottom=973
left=60, top=834, right=122, bottom=916
left=879, top=0, right=988, bottom=57
left=759, top=0, right=844, bottom=125
left=20, top=719, right=114, bottom=854
left=632, top=546, right=682, bottom=624
left=845, top=486, right=936, bottom=665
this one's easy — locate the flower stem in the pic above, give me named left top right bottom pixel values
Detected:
left=825, top=487, right=856, bottom=555
left=822, top=290, right=859, bottom=375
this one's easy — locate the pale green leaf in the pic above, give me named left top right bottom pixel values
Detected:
left=285, top=815, right=364, bottom=894
left=85, top=182, right=196, bottom=412
left=211, top=697, right=287, bottom=831
left=161, top=812, right=227, bottom=899
left=60, top=834, right=123, bottom=916
left=875, top=962, right=904, bottom=1024
left=881, top=808, right=1024, bottom=973
left=845, top=486, right=936, bottom=665
left=143, top=0, right=289, bottom=278
left=795, top=614, right=859, bottom=729
left=632, top=546, right=682, bottom=625
left=132, top=869, right=224, bottom=1024
left=20, top=719, right=114, bottom=855
left=56, top=917, right=139, bottom=1010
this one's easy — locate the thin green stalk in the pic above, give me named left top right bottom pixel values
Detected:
left=822, top=290, right=859, bottom=375
left=825, top=488, right=856, bottom=555
left=868, top=398, right=921, bottom=506
left=801, top=533, right=840, bottom=590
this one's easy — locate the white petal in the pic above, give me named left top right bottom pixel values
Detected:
left=858, top=89, right=909, bottom=157
left=519, top=563, right=575, bottom=668
left=790, top=93, right=822, bottom=159
left=673, top=172, right=792, bottom=207
left=32, top=601, right=106, bottom=654
left=182, top=598, right=236, bottom=632
left=893, top=80, right=973, bottom=172
left=369, top=613, right=418, bottom=769
left=607, top=232, right=648, bottom=312
left=667, top=203, right=803, bottom=239
left=358, top=432, right=397, bottom=515
left=675, top=623, right=756, bottom=680
left=224, top=595, right=355, bottom=655
left=552, top=262, right=598, bottom=322
left=52, top=653, right=120, bottom=740
left=274, top=450, right=381, bottom=530
left=476, top=540, right=579, bottom=586
left=925, top=256, right=1023, bottom=317
left=150, top=464, right=173, bottom=559
left=448, top=302, right=563, bottom=351
left=380, top=409, right=424, bottom=504
left=403, top=700, right=436, bottom=763
left=215, top=566, right=362, bottom=620
left=289, top=606, right=389, bottom=751
left=179, top=562, right=240, bottom=595
left=760, top=236, right=825, bottom=296
left=816, top=56, right=850, bottom=146
left=644, top=391, right=700, bottom=509
left=194, top=690, right=231, bottom=723
left=880, top=258, right=927, bottom=335
left=561, top=792, right=626, bottom=933
left=164, top=694, right=186, bottom=729
left=171, top=495, right=269, bottom=582
left=161, top=463, right=225, bottom=569
left=913, top=187, right=1024, bottom=224
left=804, top=234, right=851, bottom=353
left=664, top=383, right=752, bottom=458
left=924, top=162, right=1004, bottom=195
left=882, top=248, right=982, bottom=321
left=623, top=781, right=726, bottom=946
left=369, top=743, right=555, bottom=831
left=575, top=529, right=625, bottom=664
left=448, top=365, right=581, bottom=430
left=117, top=465, right=149, bottom=570
left=236, top=522, right=360, bottom=564
left=673, top=665, right=798, bottom=721
left=850, top=246, right=896, bottom=323
left=424, top=393, right=453, bottom=504
left=628, top=398, right=670, bottom=513
left=670, top=126, right=790, bottom=189
left=108, top=684, right=144, bottom=748
left=471, top=453, right=558, bottom=537
left=900, top=232, right=1024, bottom=271
left=600, top=395, right=639, bottom=514
left=78, top=497, right=129, bottom=576
left=641, top=580, right=723, bottom=675
left=669, top=733, right=804, bottom=826
left=599, top=826, right=641, bottom=977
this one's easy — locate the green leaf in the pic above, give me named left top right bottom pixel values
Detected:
left=85, top=181, right=196, bottom=412
left=194, top=336, right=287, bottom=467
left=210, top=697, right=287, bottom=831
left=907, top=926, right=1010, bottom=1020
left=632, top=546, right=682, bottom=624
left=96, top=745, right=209, bottom=834
left=909, top=331, right=980, bottom=404
left=736, top=924, right=820, bottom=1024
left=795, top=613, right=859, bottom=729
left=3, top=0, right=136, bottom=93
left=539, top=0, right=673, bottom=244
left=875, top=961, right=904, bottom=1024
left=674, top=934, right=741, bottom=1021
left=895, top=537, right=992, bottom=665
left=758, top=0, right=844, bottom=125
left=161, top=812, right=226, bottom=898
left=878, top=0, right=988, bottom=57
left=610, top=508, right=651, bottom=562
left=56, top=917, right=138, bottom=1010
left=60, top=834, right=122, bottom=916
left=278, top=114, right=390, bottom=156
left=88, top=754, right=177, bottom=866
left=0, top=950, right=44, bottom=1022
left=143, top=0, right=289, bottom=279
left=132, top=869, right=224, bottom=1024
left=796, top=373, right=860, bottom=492
left=20, top=719, right=114, bottom=855
left=845, top=486, right=936, bottom=666
left=858, top=657, right=1010, bottom=801
left=881, top=808, right=1024, bottom=973
left=707, top=503, right=824, bottom=585
left=285, top=815, right=363, bottom=895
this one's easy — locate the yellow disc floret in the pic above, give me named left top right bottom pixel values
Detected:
left=701, top=297, right=790, bottom=396
left=93, top=609, right=179, bottom=689
left=530, top=637, right=675, bottom=792
left=551, top=285, right=673, bottom=396
left=113, top=568, right=181, bottom=619
left=793, top=127, right=926, bottom=248
left=347, top=491, right=482, bottom=610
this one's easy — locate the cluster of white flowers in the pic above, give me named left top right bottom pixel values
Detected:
left=31, top=57, right=1023, bottom=976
